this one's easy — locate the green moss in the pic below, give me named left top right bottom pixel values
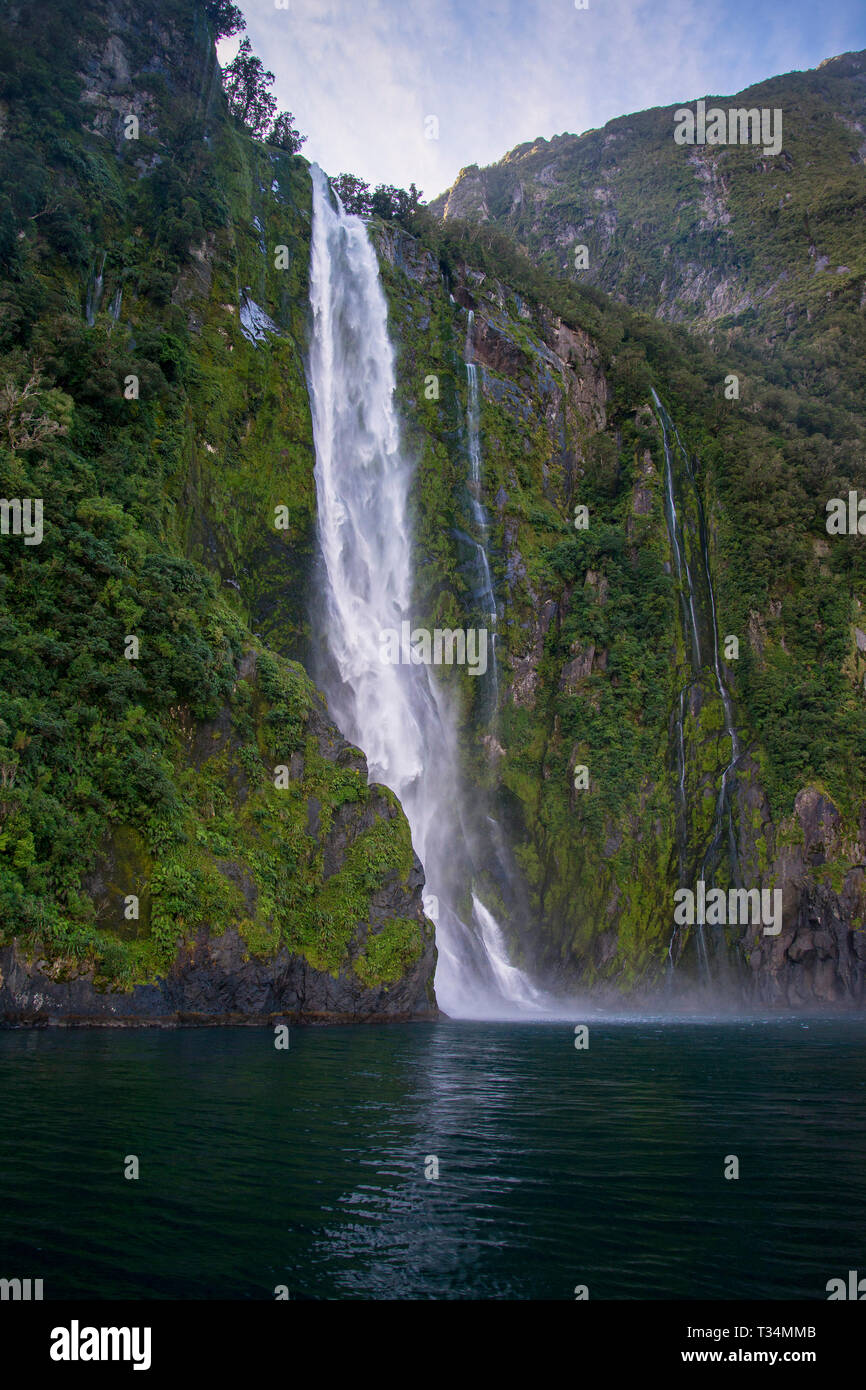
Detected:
left=353, top=916, right=425, bottom=987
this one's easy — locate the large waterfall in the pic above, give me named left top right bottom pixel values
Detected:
left=306, top=166, right=542, bottom=1017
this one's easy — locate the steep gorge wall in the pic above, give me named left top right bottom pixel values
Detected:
left=374, top=220, right=866, bottom=1007
left=0, top=0, right=862, bottom=1017
left=0, top=0, right=436, bottom=1022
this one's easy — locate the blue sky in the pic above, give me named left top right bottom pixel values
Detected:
left=219, top=0, right=866, bottom=198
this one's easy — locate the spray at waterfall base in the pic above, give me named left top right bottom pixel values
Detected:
left=307, top=168, right=780, bottom=1016
left=306, top=165, right=542, bottom=1017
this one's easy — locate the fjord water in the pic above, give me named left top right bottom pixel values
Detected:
left=2, top=1019, right=865, bottom=1300
left=306, top=166, right=538, bottom=1017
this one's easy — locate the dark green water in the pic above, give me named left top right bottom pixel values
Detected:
left=1, top=1017, right=865, bottom=1300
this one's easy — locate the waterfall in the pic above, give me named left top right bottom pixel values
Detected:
left=107, top=287, right=123, bottom=334
left=652, top=390, right=741, bottom=977
left=653, top=390, right=701, bottom=670
left=306, top=165, right=543, bottom=1018
left=85, top=252, right=106, bottom=327
left=464, top=312, right=499, bottom=709
left=666, top=411, right=741, bottom=887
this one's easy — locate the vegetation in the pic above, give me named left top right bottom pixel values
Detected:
left=0, top=0, right=419, bottom=995
left=372, top=136, right=866, bottom=983
left=1, top=0, right=862, bottom=997
left=204, top=0, right=246, bottom=41
left=220, top=34, right=306, bottom=151
left=332, top=174, right=424, bottom=222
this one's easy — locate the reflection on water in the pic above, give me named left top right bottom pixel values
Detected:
left=1, top=1018, right=865, bottom=1299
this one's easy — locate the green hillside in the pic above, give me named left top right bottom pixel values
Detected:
left=0, top=0, right=434, bottom=1016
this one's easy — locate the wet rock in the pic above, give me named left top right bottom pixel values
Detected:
left=739, top=780, right=866, bottom=1008
left=0, top=918, right=438, bottom=1026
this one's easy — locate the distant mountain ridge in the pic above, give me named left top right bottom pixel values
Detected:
left=430, top=49, right=866, bottom=335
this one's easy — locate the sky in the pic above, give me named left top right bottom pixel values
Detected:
left=218, top=0, right=866, bottom=200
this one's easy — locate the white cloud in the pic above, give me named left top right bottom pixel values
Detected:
left=223, top=0, right=866, bottom=198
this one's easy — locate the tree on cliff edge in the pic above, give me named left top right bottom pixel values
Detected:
left=222, top=37, right=277, bottom=138
left=204, top=0, right=246, bottom=40
left=268, top=111, right=306, bottom=155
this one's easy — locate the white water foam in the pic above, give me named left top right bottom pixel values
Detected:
left=307, top=165, right=543, bottom=1017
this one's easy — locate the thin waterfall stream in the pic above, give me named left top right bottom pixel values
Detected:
left=670, top=416, right=741, bottom=888
left=652, top=389, right=742, bottom=978
left=463, top=310, right=499, bottom=712
left=306, top=166, right=543, bottom=1017
left=85, top=251, right=106, bottom=327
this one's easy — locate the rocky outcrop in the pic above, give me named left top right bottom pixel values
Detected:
left=0, top=911, right=437, bottom=1026
left=742, top=787, right=866, bottom=1007
left=0, top=634, right=439, bottom=1025
left=430, top=164, right=491, bottom=223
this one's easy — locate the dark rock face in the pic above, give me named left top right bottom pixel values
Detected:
left=741, top=787, right=866, bottom=1008
left=0, top=644, right=440, bottom=1027
left=0, top=910, right=438, bottom=1027
left=745, top=884, right=866, bottom=1008
left=471, top=316, right=533, bottom=385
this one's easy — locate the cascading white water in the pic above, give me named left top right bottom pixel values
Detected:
left=306, top=165, right=542, bottom=1018
left=107, top=287, right=122, bottom=334
left=464, top=312, right=499, bottom=708
left=652, top=389, right=702, bottom=669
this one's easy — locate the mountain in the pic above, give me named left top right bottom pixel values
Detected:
left=0, top=0, right=864, bottom=1019
left=430, top=51, right=866, bottom=336
left=416, top=54, right=866, bottom=1004
left=373, top=212, right=866, bottom=1006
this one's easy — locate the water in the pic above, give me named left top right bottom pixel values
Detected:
left=85, top=251, right=106, bottom=327
left=672, top=423, right=741, bottom=887
left=107, top=286, right=122, bottom=331
left=306, top=166, right=537, bottom=1017
left=464, top=311, right=499, bottom=710
left=2, top=1019, right=864, bottom=1300
left=653, top=391, right=742, bottom=977
left=653, top=389, right=702, bottom=670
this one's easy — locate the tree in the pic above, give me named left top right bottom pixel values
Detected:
left=369, top=184, right=401, bottom=219
left=268, top=111, right=306, bottom=154
left=0, top=359, right=72, bottom=453
left=221, top=37, right=277, bottom=138
left=203, top=1, right=246, bottom=40
left=331, top=176, right=424, bottom=222
left=333, top=173, right=371, bottom=215
left=369, top=183, right=425, bottom=223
